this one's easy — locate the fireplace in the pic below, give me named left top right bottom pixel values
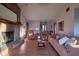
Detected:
left=2, top=31, right=14, bottom=44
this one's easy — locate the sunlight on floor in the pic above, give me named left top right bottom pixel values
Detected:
left=24, top=38, right=28, bottom=42
left=19, top=43, right=27, bottom=53
left=71, top=45, right=79, bottom=48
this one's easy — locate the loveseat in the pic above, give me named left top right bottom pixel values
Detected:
left=48, top=35, right=79, bottom=56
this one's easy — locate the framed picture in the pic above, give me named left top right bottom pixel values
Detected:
left=58, top=21, right=64, bottom=31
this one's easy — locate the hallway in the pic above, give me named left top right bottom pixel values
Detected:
left=7, top=38, right=59, bottom=56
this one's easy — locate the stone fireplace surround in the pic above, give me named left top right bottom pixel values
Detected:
left=0, top=22, right=21, bottom=55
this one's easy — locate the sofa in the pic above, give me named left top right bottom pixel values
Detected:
left=48, top=35, right=79, bottom=56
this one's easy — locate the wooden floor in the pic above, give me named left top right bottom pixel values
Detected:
left=7, top=38, right=59, bottom=56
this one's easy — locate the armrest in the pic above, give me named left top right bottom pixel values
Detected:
left=48, top=37, right=67, bottom=56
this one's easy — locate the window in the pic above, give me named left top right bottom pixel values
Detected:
left=42, top=24, right=46, bottom=31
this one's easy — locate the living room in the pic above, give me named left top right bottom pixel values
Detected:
left=0, top=3, right=79, bottom=56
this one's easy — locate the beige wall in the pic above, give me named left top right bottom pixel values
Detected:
left=56, top=4, right=79, bottom=36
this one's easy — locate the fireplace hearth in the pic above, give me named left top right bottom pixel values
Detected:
left=0, top=31, right=14, bottom=53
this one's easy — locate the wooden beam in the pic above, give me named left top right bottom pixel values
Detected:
left=0, top=17, right=21, bottom=25
left=1, top=3, right=20, bottom=14
left=1, top=3, right=21, bottom=23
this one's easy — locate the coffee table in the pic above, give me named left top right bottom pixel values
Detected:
left=37, top=39, right=45, bottom=47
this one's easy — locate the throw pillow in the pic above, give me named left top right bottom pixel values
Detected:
left=59, top=36, right=69, bottom=45
left=51, top=33, right=56, bottom=39
left=65, top=37, right=77, bottom=46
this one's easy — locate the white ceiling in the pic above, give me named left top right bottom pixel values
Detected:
left=18, top=3, right=66, bottom=21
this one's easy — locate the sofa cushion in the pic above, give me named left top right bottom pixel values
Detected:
left=59, top=36, right=69, bottom=45
left=65, top=37, right=77, bottom=46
